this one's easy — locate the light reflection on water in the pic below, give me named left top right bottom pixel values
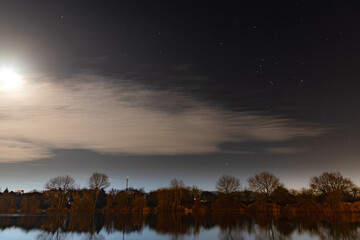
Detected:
left=0, top=213, right=358, bottom=239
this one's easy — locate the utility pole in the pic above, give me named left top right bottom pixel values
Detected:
left=126, top=176, right=129, bottom=192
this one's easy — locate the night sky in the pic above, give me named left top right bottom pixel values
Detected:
left=0, top=1, right=358, bottom=192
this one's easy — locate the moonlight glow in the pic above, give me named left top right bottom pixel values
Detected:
left=0, top=67, right=23, bottom=92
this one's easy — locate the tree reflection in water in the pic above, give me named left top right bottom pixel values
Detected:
left=0, top=213, right=359, bottom=239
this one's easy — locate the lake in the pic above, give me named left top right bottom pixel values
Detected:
left=0, top=213, right=359, bottom=239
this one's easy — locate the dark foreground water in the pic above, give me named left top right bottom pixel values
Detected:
left=0, top=213, right=359, bottom=239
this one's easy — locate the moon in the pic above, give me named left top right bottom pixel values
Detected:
left=0, top=67, right=23, bottom=92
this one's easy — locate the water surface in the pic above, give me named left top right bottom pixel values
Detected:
left=0, top=213, right=359, bottom=239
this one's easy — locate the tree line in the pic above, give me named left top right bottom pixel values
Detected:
left=0, top=171, right=360, bottom=214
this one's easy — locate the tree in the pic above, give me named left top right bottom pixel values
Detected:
left=309, top=172, right=355, bottom=198
left=216, top=175, right=240, bottom=195
left=192, top=186, right=201, bottom=210
left=239, top=189, right=256, bottom=205
left=20, top=191, right=47, bottom=212
left=201, top=191, right=216, bottom=205
left=0, top=191, right=19, bottom=211
left=271, top=186, right=295, bottom=205
left=70, top=188, right=93, bottom=211
left=170, top=178, right=184, bottom=188
left=247, top=171, right=281, bottom=199
left=88, top=172, right=110, bottom=209
left=146, top=191, right=158, bottom=208
left=45, top=175, right=75, bottom=209
left=132, top=196, right=147, bottom=211
left=170, top=178, right=185, bottom=209
left=348, top=186, right=360, bottom=201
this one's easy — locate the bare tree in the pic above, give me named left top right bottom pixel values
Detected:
left=216, top=175, right=240, bottom=194
left=247, top=171, right=281, bottom=198
left=45, top=175, right=75, bottom=209
left=310, top=172, right=355, bottom=196
left=170, top=178, right=184, bottom=188
left=88, top=172, right=110, bottom=209
left=170, top=178, right=185, bottom=209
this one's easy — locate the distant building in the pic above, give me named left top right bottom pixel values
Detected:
left=15, top=190, right=24, bottom=194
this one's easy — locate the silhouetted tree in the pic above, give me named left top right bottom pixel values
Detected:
left=45, top=175, right=75, bottom=210
left=155, top=188, right=173, bottom=210
left=70, top=189, right=93, bottom=211
left=132, top=196, right=147, bottom=211
left=170, top=179, right=184, bottom=189
left=310, top=172, right=355, bottom=202
left=127, top=187, right=145, bottom=198
left=347, top=186, right=360, bottom=202
left=170, top=179, right=186, bottom=210
left=239, top=189, right=256, bottom=205
left=181, top=188, right=194, bottom=207
left=155, top=180, right=189, bottom=211
left=96, top=189, right=107, bottom=209
left=20, top=191, right=46, bottom=212
left=291, top=188, right=320, bottom=213
left=271, top=186, right=295, bottom=206
left=104, top=189, right=118, bottom=211
left=104, top=188, right=133, bottom=211
left=146, top=191, right=158, bottom=208
left=216, top=175, right=240, bottom=195
left=115, top=191, right=133, bottom=209
left=201, top=191, right=216, bottom=205
left=88, top=172, right=110, bottom=209
left=248, top=171, right=282, bottom=199
left=0, top=191, right=19, bottom=212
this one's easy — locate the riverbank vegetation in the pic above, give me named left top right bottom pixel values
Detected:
left=1, top=171, right=360, bottom=216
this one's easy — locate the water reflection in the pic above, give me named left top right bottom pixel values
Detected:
left=0, top=213, right=360, bottom=239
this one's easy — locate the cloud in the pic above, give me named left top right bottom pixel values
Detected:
left=0, top=139, right=52, bottom=162
left=266, top=147, right=306, bottom=154
left=0, top=73, right=329, bottom=162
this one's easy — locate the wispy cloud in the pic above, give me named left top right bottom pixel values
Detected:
left=267, top=147, right=306, bottom=154
left=0, top=73, right=329, bottom=162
